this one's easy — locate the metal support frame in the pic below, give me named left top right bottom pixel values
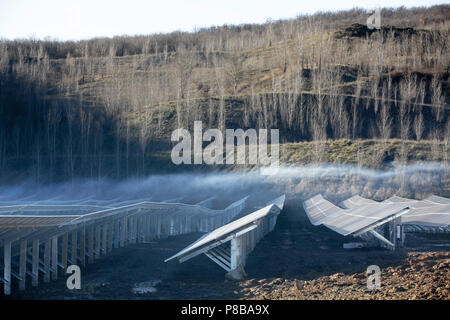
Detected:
left=368, top=230, right=395, bottom=250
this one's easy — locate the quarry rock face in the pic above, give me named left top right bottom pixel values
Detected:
left=334, top=23, right=419, bottom=39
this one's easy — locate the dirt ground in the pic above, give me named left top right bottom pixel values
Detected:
left=6, top=199, right=450, bottom=300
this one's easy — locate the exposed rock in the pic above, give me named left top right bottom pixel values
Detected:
left=241, top=252, right=450, bottom=300
left=334, top=23, right=421, bottom=39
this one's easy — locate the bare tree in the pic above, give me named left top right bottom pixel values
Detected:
left=414, top=112, right=424, bottom=141
left=431, top=74, right=444, bottom=122
left=174, top=48, right=194, bottom=100
left=378, top=82, right=392, bottom=141
left=224, top=52, right=244, bottom=96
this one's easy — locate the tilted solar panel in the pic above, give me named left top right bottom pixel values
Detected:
left=303, top=194, right=344, bottom=226
left=339, top=195, right=377, bottom=209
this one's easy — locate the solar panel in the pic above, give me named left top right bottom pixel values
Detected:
left=381, top=195, right=450, bottom=227
left=265, top=194, right=286, bottom=210
left=339, top=195, right=377, bottom=209
left=304, top=194, right=450, bottom=234
left=0, top=215, right=80, bottom=227
left=423, top=195, right=450, bottom=205
left=165, top=195, right=285, bottom=263
left=401, top=204, right=450, bottom=227
left=383, top=195, right=417, bottom=204
left=303, top=194, right=344, bottom=225
left=66, top=196, right=248, bottom=225
left=321, top=202, right=410, bottom=236
left=165, top=203, right=281, bottom=262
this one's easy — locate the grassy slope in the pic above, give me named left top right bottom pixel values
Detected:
left=151, top=139, right=449, bottom=172
left=281, top=139, right=449, bottom=167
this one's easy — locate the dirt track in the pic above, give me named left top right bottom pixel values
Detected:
left=7, top=199, right=450, bottom=300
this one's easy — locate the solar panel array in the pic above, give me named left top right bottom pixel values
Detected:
left=0, top=195, right=249, bottom=295
left=344, top=194, right=450, bottom=228
left=303, top=194, right=450, bottom=237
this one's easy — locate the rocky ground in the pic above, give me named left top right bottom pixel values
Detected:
left=239, top=251, right=450, bottom=300
left=6, top=199, right=450, bottom=300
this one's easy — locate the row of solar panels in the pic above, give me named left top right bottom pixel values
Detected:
left=0, top=196, right=218, bottom=225
left=0, top=196, right=245, bottom=245
left=0, top=194, right=283, bottom=293
left=303, top=194, right=450, bottom=236
left=0, top=195, right=253, bottom=295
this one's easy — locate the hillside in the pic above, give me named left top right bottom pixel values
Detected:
left=0, top=5, right=449, bottom=183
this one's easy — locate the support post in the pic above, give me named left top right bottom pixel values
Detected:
left=51, top=236, right=58, bottom=281
left=128, top=217, right=134, bottom=244
left=156, top=215, right=161, bottom=238
left=43, top=240, right=50, bottom=283
left=401, top=225, right=405, bottom=247
left=133, top=216, right=138, bottom=243
left=121, top=216, right=127, bottom=247
left=95, top=225, right=101, bottom=259
left=19, top=239, right=27, bottom=291
left=137, top=216, right=142, bottom=242
left=80, top=228, right=86, bottom=267
left=102, top=224, right=108, bottom=256
left=71, top=231, right=78, bottom=264
left=394, top=218, right=404, bottom=248
left=32, top=240, right=39, bottom=286
left=135, top=216, right=139, bottom=241
left=108, top=223, right=114, bottom=252
left=114, top=220, right=120, bottom=248
left=226, top=236, right=246, bottom=280
left=88, top=227, right=94, bottom=264
left=3, top=241, right=11, bottom=295
left=61, top=233, right=68, bottom=271
left=145, top=215, right=150, bottom=241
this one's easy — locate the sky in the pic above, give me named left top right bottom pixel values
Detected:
left=0, top=0, right=447, bottom=41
